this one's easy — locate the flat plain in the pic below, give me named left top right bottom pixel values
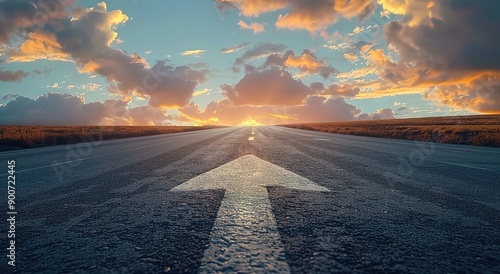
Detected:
left=281, top=114, right=500, bottom=147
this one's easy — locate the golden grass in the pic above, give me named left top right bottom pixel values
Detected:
left=281, top=115, right=500, bottom=147
left=0, top=125, right=224, bottom=151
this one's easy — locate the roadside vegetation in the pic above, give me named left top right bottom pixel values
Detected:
left=281, top=115, right=500, bottom=147
left=0, top=125, right=223, bottom=151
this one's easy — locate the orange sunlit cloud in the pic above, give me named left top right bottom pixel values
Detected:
left=1, top=1, right=499, bottom=126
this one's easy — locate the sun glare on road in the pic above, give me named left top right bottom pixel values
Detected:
left=238, top=118, right=263, bottom=126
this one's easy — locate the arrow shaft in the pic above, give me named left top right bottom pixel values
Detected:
left=171, top=155, right=329, bottom=272
left=198, top=187, right=290, bottom=273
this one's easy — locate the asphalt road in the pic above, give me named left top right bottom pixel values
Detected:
left=1, top=126, right=499, bottom=273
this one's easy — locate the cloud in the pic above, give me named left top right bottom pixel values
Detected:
left=0, top=93, right=108, bottom=125
left=262, top=49, right=338, bottom=79
left=348, top=26, right=365, bottom=36
left=3, top=3, right=208, bottom=109
left=342, top=52, right=359, bottom=62
left=46, top=83, right=60, bottom=89
left=320, top=1, right=500, bottom=114
left=358, top=108, right=395, bottom=120
left=378, top=1, right=500, bottom=113
left=347, top=24, right=378, bottom=36
left=33, top=67, right=52, bottom=76
left=377, top=0, right=434, bottom=25
left=235, top=42, right=287, bottom=65
left=127, top=61, right=209, bottom=108
left=0, top=93, right=173, bottom=126
left=220, top=42, right=252, bottom=54
left=315, top=83, right=361, bottom=97
left=0, top=69, right=29, bottom=82
left=424, top=77, right=500, bottom=114
left=0, top=0, right=76, bottom=45
left=7, top=31, right=70, bottom=62
left=290, top=96, right=362, bottom=122
left=180, top=49, right=206, bottom=56
left=193, top=88, right=211, bottom=97
left=276, top=0, right=375, bottom=32
left=66, top=83, right=102, bottom=92
left=396, top=106, right=409, bottom=114
left=1, top=93, right=19, bottom=101
left=178, top=95, right=390, bottom=125
left=237, top=20, right=265, bottom=33
left=385, top=2, right=500, bottom=72
left=216, top=0, right=375, bottom=32
left=0, top=1, right=37, bottom=44
left=126, top=105, right=172, bottom=126
left=222, top=68, right=314, bottom=106
left=215, top=0, right=288, bottom=17
left=283, top=50, right=338, bottom=78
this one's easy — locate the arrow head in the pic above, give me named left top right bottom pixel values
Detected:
left=171, top=155, right=330, bottom=193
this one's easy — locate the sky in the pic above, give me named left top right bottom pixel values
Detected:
left=0, top=0, right=499, bottom=126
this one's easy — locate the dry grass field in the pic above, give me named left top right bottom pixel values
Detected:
left=281, top=115, right=500, bottom=147
left=0, top=125, right=223, bottom=151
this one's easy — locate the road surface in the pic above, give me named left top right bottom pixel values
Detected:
left=1, top=126, right=499, bottom=273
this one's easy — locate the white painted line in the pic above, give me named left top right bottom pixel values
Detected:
left=313, top=138, right=330, bottom=141
left=251, top=126, right=255, bottom=135
left=427, top=159, right=494, bottom=171
left=248, top=136, right=254, bottom=141
left=172, top=155, right=329, bottom=273
left=14, top=140, right=176, bottom=174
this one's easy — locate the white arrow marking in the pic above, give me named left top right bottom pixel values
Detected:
left=171, top=155, right=329, bottom=273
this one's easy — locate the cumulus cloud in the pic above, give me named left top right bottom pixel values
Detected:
left=385, top=2, right=500, bottom=72
left=237, top=20, right=265, bottom=33
left=220, top=42, right=251, bottom=54
left=424, top=76, right=500, bottom=114
left=290, top=96, right=362, bottom=122
left=320, top=1, right=500, bottom=113
left=216, top=0, right=375, bottom=32
left=378, top=1, right=500, bottom=113
left=0, top=0, right=76, bottom=45
left=0, top=69, right=29, bottom=82
left=178, top=95, right=390, bottom=125
left=222, top=68, right=313, bottom=105
left=358, top=108, right=395, bottom=120
left=261, top=49, right=338, bottom=78
left=377, top=0, right=434, bottom=26
left=284, top=50, right=338, bottom=78
left=0, top=93, right=173, bottom=126
left=7, top=32, right=70, bottom=62
left=126, top=106, right=172, bottom=126
left=0, top=93, right=107, bottom=125
left=3, top=2, right=208, bottom=109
